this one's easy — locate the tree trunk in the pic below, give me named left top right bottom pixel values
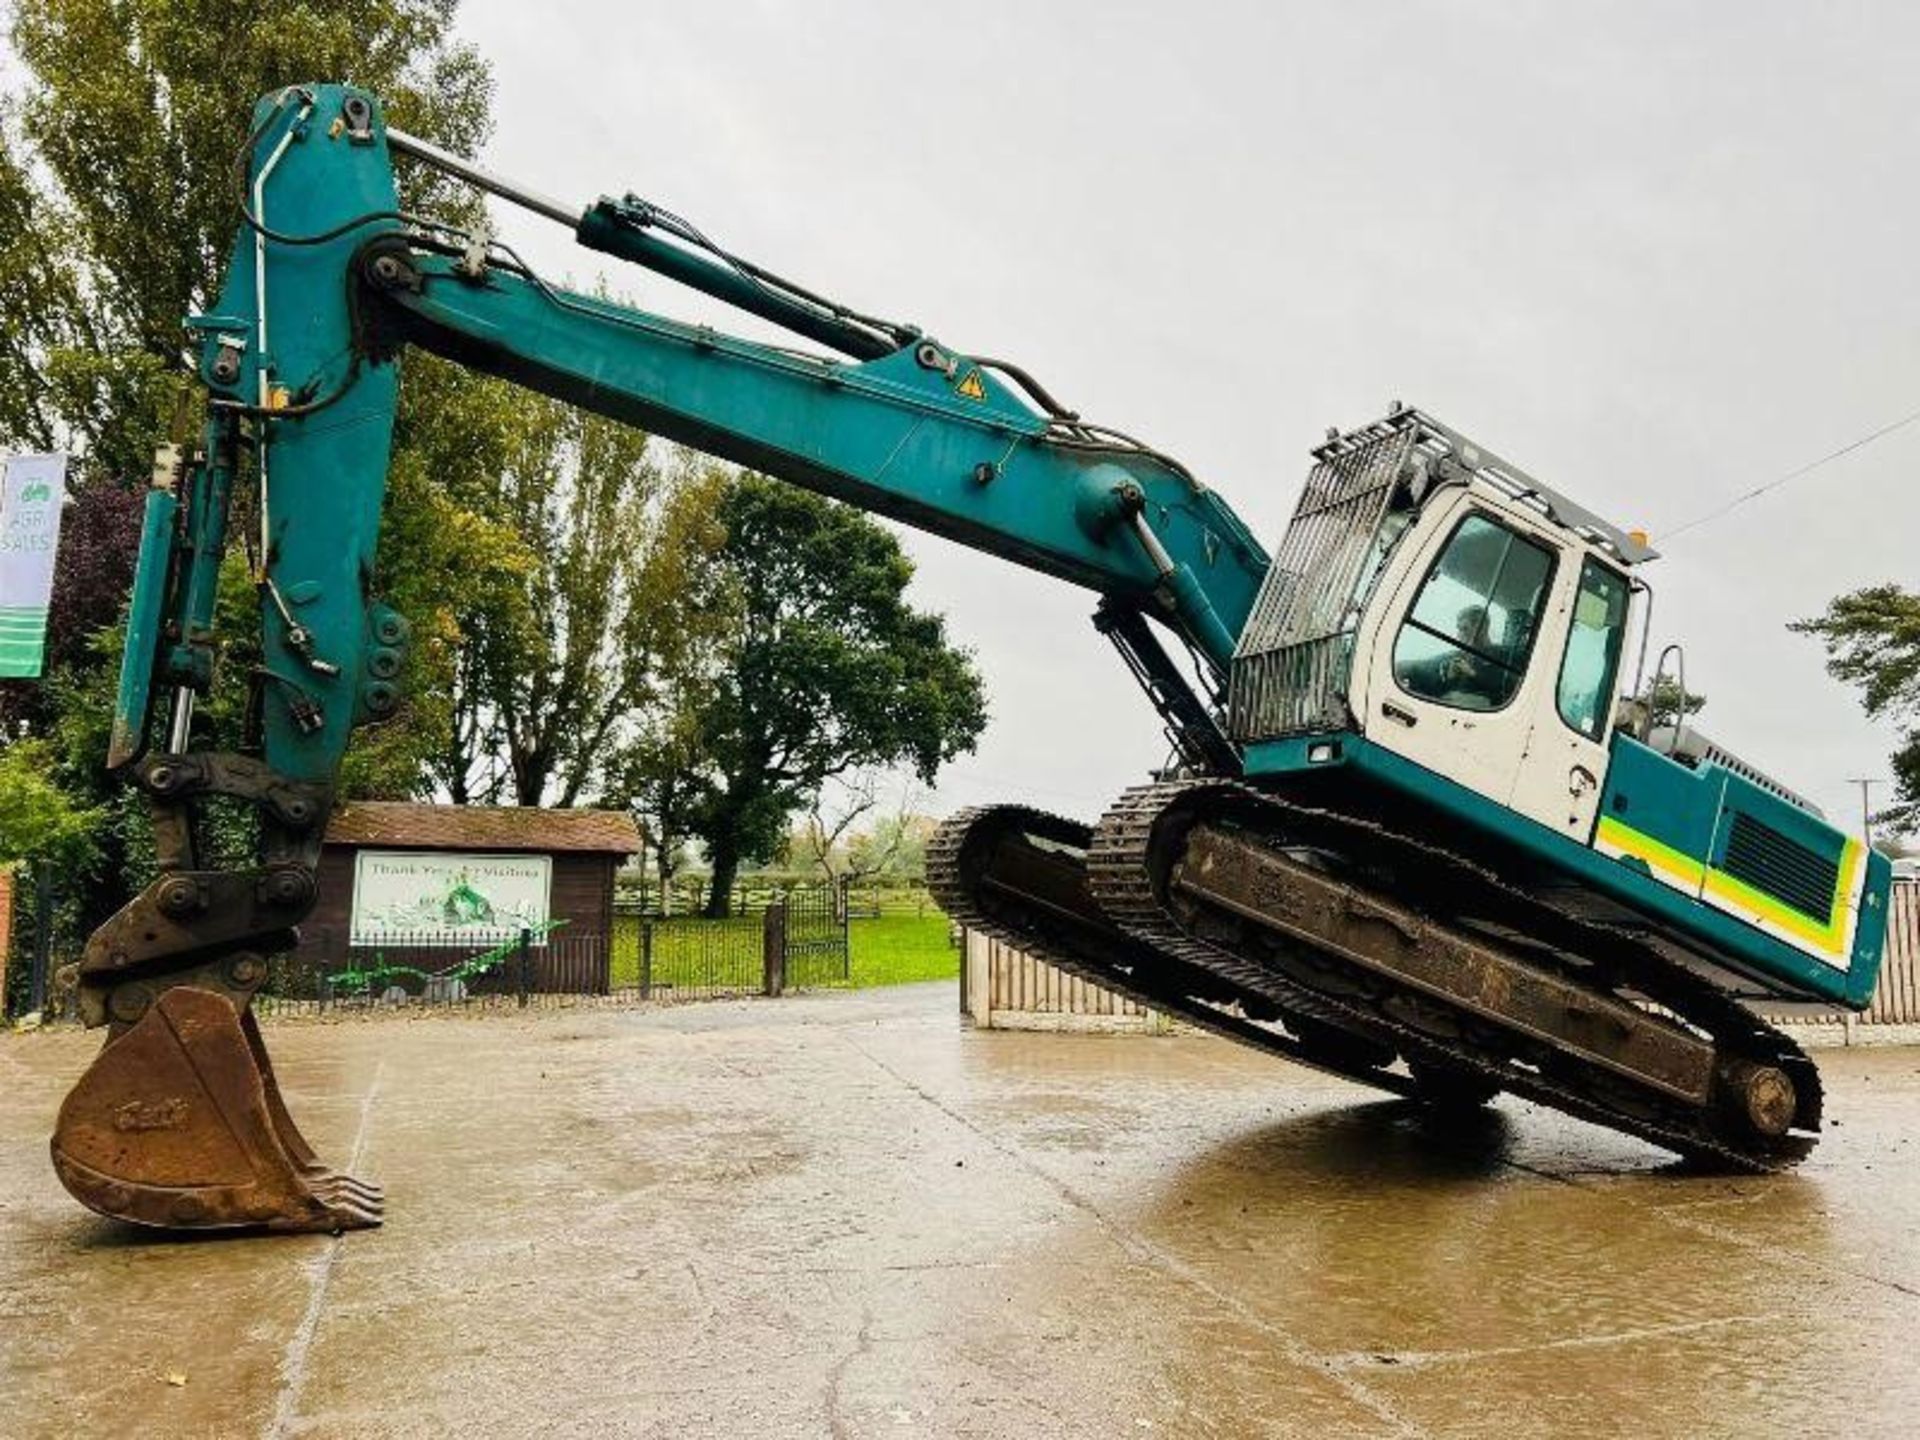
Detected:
left=510, top=733, right=553, bottom=807
left=652, top=819, right=687, bottom=916
left=704, top=836, right=741, bottom=919
left=446, top=760, right=471, bottom=806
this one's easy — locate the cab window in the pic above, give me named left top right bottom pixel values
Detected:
left=1556, top=558, right=1630, bottom=740
left=1392, top=513, right=1555, bottom=712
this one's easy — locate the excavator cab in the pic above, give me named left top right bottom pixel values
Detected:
left=1346, top=432, right=1637, bottom=842
left=1229, top=406, right=1889, bottom=1010
left=1230, top=406, right=1651, bottom=785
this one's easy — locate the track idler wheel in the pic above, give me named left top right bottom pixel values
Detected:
left=50, top=984, right=382, bottom=1233
left=1717, top=1059, right=1798, bottom=1141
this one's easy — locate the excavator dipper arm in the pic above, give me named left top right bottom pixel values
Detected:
left=55, top=84, right=1270, bottom=1232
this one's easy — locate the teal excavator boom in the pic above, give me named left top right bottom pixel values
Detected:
left=53, top=84, right=1890, bottom=1234
left=109, top=86, right=1265, bottom=794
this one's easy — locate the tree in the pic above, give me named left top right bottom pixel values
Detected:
left=1793, top=584, right=1920, bottom=834
left=0, top=739, right=100, bottom=870
left=795, top=774, right=928, bottom=886
left=1646, top=674, right=1707, bottom=731
left=5, top=1, right=493, bottom=482
left=0, top=117, right=89, bottom=456
left=680, top=477, right=988, bottom=916
left=459, top=411, right=683, bottom=806
left=626, top=760, right=703, bottom=914
left=0, top=736, right=103, bottom=1017
left=0, top=2, right=505, bottom=927
left=611, top=684, right=714, bottom=915
left=849, top=809, right=937, bottom=886
left=3, top=0, right=505, bottom=787
left=597, top=465, right=734, bottom=910
left=426, top=439, right=736, bottom=813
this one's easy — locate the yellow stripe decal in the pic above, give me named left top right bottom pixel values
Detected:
left=1594, top=815, right=1704, bottom=887
left=1702, top=871, right=1837, bottom=952
left=1595, top=817, right=1861, bottom=962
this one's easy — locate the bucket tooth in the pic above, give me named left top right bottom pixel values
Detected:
left=240, top=1008, right=385, bottom=1205
left=50, top=985, right=382, bottom=1233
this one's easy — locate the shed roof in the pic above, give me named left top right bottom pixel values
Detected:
left=325, top=802, right=640, bottom=855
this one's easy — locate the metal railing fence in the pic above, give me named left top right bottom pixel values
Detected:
left=257, top=887, right=853, bottom=1014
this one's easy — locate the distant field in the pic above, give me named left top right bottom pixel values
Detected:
left=848, top=912, right=957, bottom=987
left=609, top=908, right=956, bottom=993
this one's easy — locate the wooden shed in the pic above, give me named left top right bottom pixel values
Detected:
left=299, top=802, right=640, bottom=961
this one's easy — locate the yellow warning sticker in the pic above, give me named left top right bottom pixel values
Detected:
left=955, top=369, right=987, bottom=401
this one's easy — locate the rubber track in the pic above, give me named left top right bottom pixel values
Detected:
left=927, top=806, right=1419, bottom=1099
left=1087, top=781, right=1824, bottom=1173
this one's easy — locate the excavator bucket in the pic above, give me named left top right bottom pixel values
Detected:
left=49, top=985, right=382, bottom=1233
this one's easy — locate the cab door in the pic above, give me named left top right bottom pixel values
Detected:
left=1355, top=494, right=1562, bottom=807
left=1508, top=555, right=1633, bottom=839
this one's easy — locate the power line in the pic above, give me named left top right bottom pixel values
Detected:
left=1657, top=405, right=1920, bottom=544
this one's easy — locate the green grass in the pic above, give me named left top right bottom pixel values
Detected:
left=847, top=912, right=957, bottom=988
left=610, top=914, right=762, bottom=992
left=608, top=909, right=957, bottom=993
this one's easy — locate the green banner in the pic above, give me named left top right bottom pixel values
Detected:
left=0, top=455, right=68, bottom=680
left=0, top=606, right=50, bottom=677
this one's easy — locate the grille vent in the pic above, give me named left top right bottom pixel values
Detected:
left=1228, top=422, right=1414, bottom=741
left=1722, top=812, right=1839, bottom=923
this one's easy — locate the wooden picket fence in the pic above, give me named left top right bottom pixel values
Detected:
left=962, top=931, right=1170, bottom=1033
left=1839, top=877, right=1919, bottom=1026
left=1750, top=878, right=1920, bottom=1031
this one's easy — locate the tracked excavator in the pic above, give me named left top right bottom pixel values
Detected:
left=52, top=85, right=1894, bottom=1233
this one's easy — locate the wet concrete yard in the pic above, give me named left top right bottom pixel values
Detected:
left=3, top=982, right=1918, bottom=1438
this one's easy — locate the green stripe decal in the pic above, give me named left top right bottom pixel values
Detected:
left=1597, top=813, right=1859, bottom=959
left=1594, top=815, right=1704, bottom=887
left=1703, top=837, right=1861, bottom=955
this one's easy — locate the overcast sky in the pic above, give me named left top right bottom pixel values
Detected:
left=453, top=1, right=1915, bottom=831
